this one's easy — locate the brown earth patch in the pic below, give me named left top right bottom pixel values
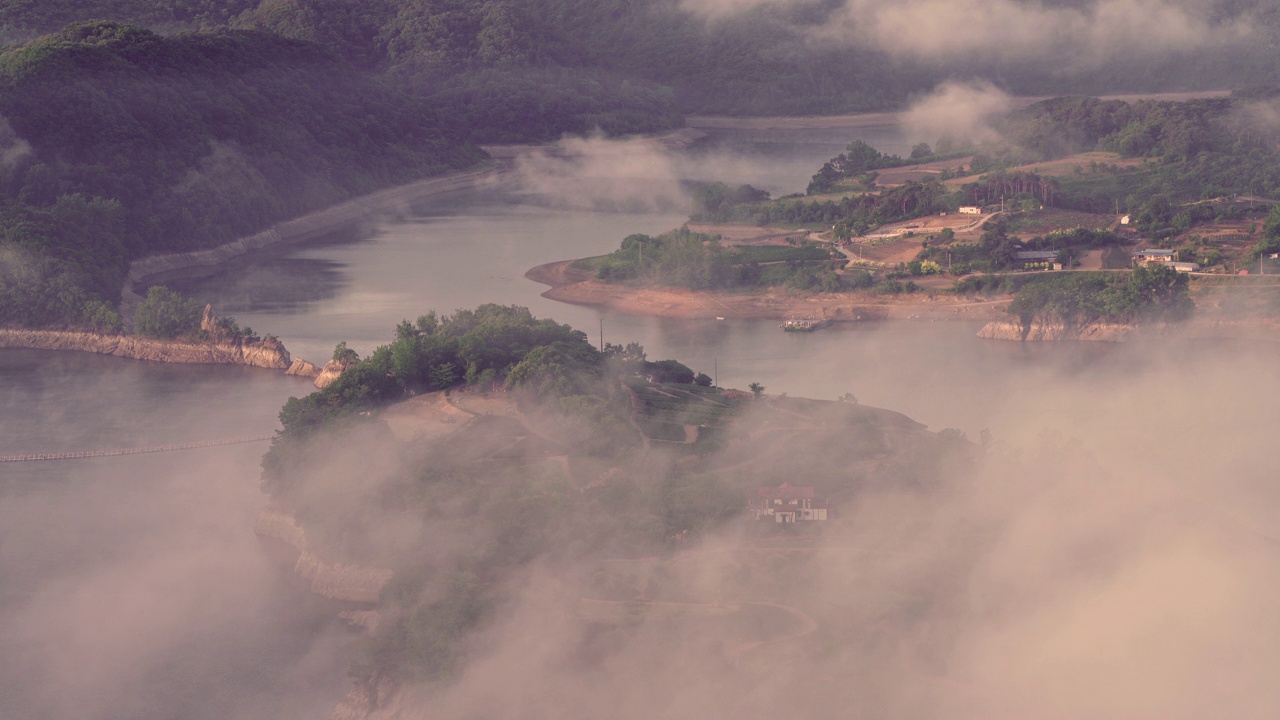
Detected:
left=686, top=224, right=811, bottom=245
left=380, top=392, right=473, bottom=442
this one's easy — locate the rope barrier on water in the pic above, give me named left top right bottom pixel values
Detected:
left=0, top=435, right=274, bottom=463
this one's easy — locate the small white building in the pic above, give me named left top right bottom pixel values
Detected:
left=749, top=483, right=828, bottom=523
left=1170, top=261, right=1199, bottom=273
left=1132, top=249, right=1176, bottom=266
left=959, top=206, right=983, bottom=215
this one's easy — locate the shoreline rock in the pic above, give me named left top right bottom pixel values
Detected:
left=0, top=328, right=292, bottom=368
left=254, top=508, right=393, bottom=605
left=286, top=358, right=321, bottom=377
left=978, top=316, right=1280, bottom=343
left=977, top=319, right=1136, bottom=342
left=315, top=357, right=357, bottom=389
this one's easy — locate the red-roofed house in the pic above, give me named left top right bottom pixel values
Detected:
left=749, top=483, right=828, bottom=523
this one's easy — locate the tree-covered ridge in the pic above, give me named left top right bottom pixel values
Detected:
left=270, top=305, right=597, bottom=442
left=591, top=226, right=846, bottom=292
left=19, top=1, right=1280, bottom=123
left=716, top=93, right=1280, bottom=249
left=0, top=21, right=481, bottom=328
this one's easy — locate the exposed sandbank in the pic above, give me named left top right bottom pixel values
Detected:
left=526, top=258, right=1011, bottom=323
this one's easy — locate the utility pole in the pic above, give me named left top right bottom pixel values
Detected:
left=714, top=358, right=718, bottom=389
left=599, top=317, right=604, bottom=351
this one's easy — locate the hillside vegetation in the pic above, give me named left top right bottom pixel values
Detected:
left=8, top=1, right=1280, bottom=118
left=0, top=21, right=481, bottom=328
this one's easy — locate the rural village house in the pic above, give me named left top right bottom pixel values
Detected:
left=749, top=483, right=829, bottom=523
left=1132, top=248, right=1176, bottom=265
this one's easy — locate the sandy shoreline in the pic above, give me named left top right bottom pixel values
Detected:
left=526, top=256, right=1280, bottom=340
left=120, top=127, right=712, bottom=319
left=120, top=164, right=510, bottom=321
left=525, top=258, right=1012, bottom=323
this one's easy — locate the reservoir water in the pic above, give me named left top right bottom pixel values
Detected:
left=5, top=125, right=1280, bottom=718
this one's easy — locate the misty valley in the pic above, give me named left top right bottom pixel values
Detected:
left=7, top=155, right=1280, bottom=719
left=5, top=3, right=1280, bottom=719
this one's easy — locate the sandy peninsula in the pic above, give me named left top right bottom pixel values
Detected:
left=525, top=257, right=1011, bottom=323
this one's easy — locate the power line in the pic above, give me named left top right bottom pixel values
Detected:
left=0, top=435, right=274, bottom=463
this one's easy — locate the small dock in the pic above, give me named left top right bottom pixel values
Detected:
left=781, top=317, right=832, bottom=332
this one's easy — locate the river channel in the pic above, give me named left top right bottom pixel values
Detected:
left=4, top=124, right=1280, bottom=718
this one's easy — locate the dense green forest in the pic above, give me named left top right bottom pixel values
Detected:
left=0, top=21, right=480, bottom=328
left=8, top=0, right=1280, bottom=118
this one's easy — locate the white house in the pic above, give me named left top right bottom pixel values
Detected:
left=959, top=206, right=982, bottom=215
left=749, top=483, right=828, bottom=523
left=1132, top=249, right=1176, bottom=266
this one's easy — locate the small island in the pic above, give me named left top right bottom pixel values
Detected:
left=257, top=304, right=977, bottom=716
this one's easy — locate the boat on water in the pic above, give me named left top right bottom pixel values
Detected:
left=781, top=317, right=831, bottom=332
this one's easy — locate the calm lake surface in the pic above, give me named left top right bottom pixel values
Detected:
left=4, top=126, right=1280, bottom=718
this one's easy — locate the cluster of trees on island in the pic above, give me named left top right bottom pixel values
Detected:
left=591, top=226, right=849, bottom=293
left=258, top=304, right=745, bottom=684
left=258, top=303, right=970, bottom=690
left=1002, top=264, right=1194, bottom=331
left=266, top=304, right=715, bottom=448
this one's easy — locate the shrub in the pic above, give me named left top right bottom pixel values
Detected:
left=134, top=286, right=200, bottom=339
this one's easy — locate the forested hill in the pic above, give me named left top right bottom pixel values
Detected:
left=0, top=21, right=482, bottom=329
left=10, top=0, right=1280, bottom=121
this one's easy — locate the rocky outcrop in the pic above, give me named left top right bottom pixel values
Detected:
left=254, top=509, right=393, bottom=605
left=294, top=552, right=394, bottom=605
left=0, top=328, right=291, bottom=368
left=315, top=358, right=357, bottom=389
left=977, top=319, right=1136, bottom=342
left=286, top=358, right=321, bottom=377
left=332, top=679, right=401, bottom=720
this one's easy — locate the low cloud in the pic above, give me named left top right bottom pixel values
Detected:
left=902, top=80, right=1015, bottom=149
left=500, top=133, right=691, bottom=213
left=355, top=332, right=1280, bottom=719
left=680, top=0, right=1255, bottom=75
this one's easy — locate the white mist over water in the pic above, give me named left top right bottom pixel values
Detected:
left=7, top=122, right=1280, bottom=718
left=0, top=351, right=357, bottom=720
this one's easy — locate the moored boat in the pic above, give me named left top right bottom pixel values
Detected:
left=781, top=317, right=831, bottom=332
